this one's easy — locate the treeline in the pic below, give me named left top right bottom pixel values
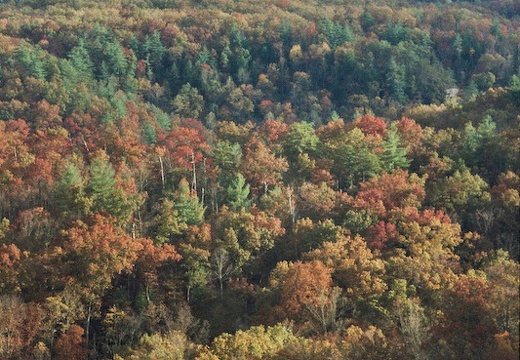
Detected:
left=0, top=0, right=518, bottom=359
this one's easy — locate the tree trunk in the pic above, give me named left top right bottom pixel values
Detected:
left=159, top=155, right=165, bottom=189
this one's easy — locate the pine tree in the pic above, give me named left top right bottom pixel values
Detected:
left=67, top=40, right=95, bottom=84
left=14, top=41, right=48, bottom=80
left=226, top=174, right=251, bottom=212
left=174, top=178, right=205, bottom=226
left=86, top=151, right=142, bottom=224
left=381, top=125, right=410, bottom=172
left=153, top=198, right=186, bottom=245
left=172, top=83, right=204, bottom=119
left=86, top=152, right=118, bottom=215
left=52, top=162, right=91, bottom=220
left=387, top=58, right=407, bottom=104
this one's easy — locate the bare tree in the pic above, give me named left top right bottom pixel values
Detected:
left=211, top=247, right=234, bottom=298
left=305, top=287, right=345, bottom=334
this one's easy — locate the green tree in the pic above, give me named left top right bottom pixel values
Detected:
left=427, top=168, right=491, bottom=231
left=319, top=18, right=353, bottom=49
left=509, top=75, right=520, bottom=101
left=223, top=86, right=254, bottom=123
left=14, top=41, right=48, bottom=81
left=387, top=58, right=407, bottom=104
left=152, top=198, right=187, bottom=245
left=322, top=126, right=382, bottom=188
left=283, top=121, right=319, bottom=172
left=214, top=207, right=285, bottom=274
left=290, top=218, right=342, bottom=257
left=172, top=83, right=204, bottom=119
left=472, top=71, right=496, bottom=92
left=229, top=26, right=251, bottom=83
left=141, top=31, right=167, bottom=80
left=460, top=116, right=506, bottom=182
left=382, top=22, right=411, bottom=45
left=174, top=178, right=205, bottom=226
left=381, top=124, right=410, bottom=172
left=75, top=24, right=137, bottom=94
left=86, top=151, right=142, bottom=225
left=180, top=243, right=211, bottom=302
left=213, top=140, right=242, bottom=174
left=86, top=152, right=118, bottom=214
left=67, top=40, right=95, bottom=84
left=51, top=161, right=91, bottom=221
left=341, top=143, right=382, bottom=188
left=225, top=173, right=251, bottom=212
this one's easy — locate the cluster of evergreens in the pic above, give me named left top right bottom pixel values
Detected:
left=0, top=0, right=518, bottom=359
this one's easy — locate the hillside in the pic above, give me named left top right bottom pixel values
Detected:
left=0, top=0, right=518, bottom=359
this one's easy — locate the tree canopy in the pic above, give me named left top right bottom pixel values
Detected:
left=0, top=0, right=518, bottom=358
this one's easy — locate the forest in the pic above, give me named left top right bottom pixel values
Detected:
left=0, top=0, right=518, bottom=358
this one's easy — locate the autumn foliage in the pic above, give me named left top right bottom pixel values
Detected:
left=0, top=0, right=518, bottom=358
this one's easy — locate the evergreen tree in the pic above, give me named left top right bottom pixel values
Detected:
left=342, top=144, right=382, bottom=187
left=319, top=18, right=353, bottom=49
left=14, top=41, right=48, bottom=81
left=229, top=26, right=251, bottom=83
left=140, top=31, right=167, bottom=81
left=174, top=178, right=205, bottom=226
left=153, top=198, right=186, bottom=245
left=387, top=57, right=407, bottom=104
left=381, top=125, right=410, bottom=172
left=509, top=75, right=520, bottom=101
left=86, top=151, right=142, bottom=224
left=283, top=121, right=319, bottom=162
left=213, top=141, right=242, bottom=172
left=86, top=152, right=118, bottom=215
left=67, top=41, right=95, bottom=84
left=52, top=162, right=91, bottom=221
left=172, top=83, right=204, bottom=119
left=226, top=174, right=251, bottom=212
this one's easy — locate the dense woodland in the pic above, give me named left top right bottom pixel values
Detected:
left=0, top=0, right=519, bottom=358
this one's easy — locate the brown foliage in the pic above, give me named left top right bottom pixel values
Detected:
left=241, top=139, right=288, bottom=193
left=275, top=260, right=332, bottom=321
left=352, top=114, right=387, bottom=137
left=53, top=325, right=88, bottom=360
left=0, top=296, right=43, bottom=360
left=58, top=214, right=143, bottom=298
